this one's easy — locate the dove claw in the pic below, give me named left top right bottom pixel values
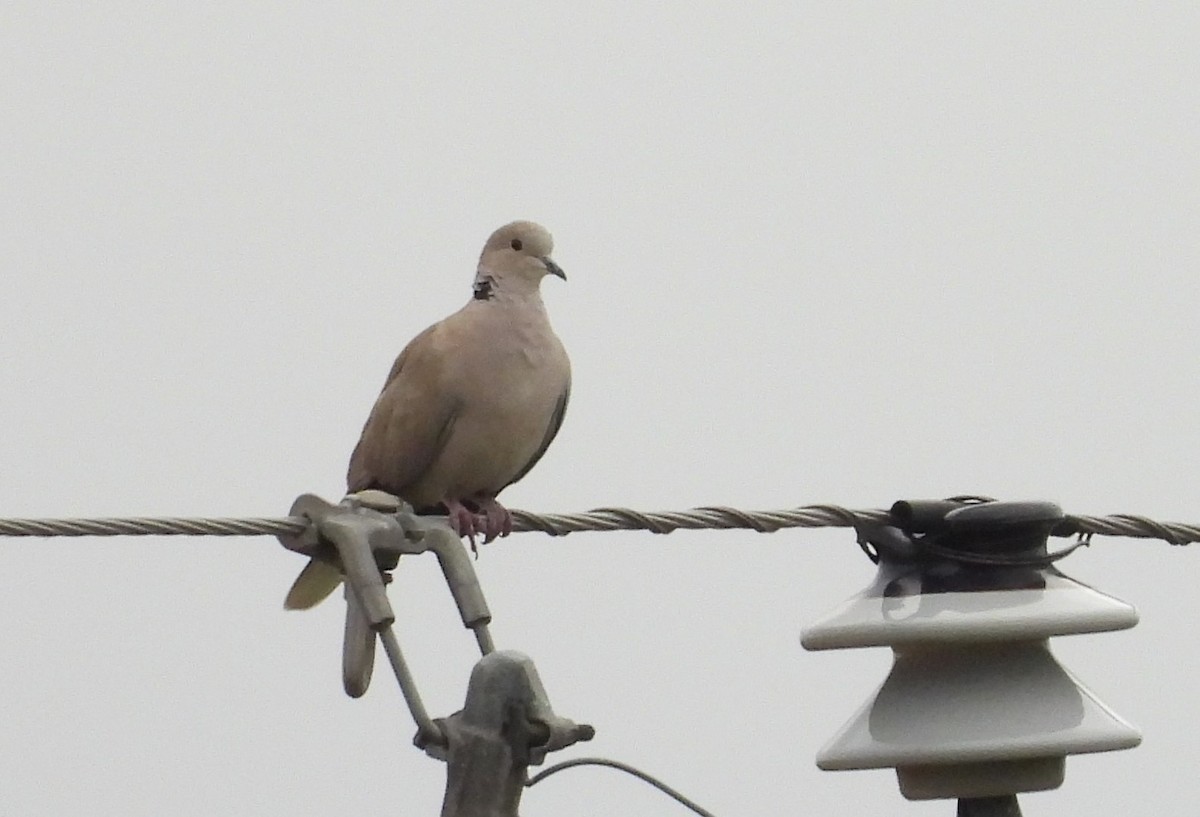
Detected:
left=476, top=497, right=513, bottom=544
left=444, top=499, right=481, bottom=555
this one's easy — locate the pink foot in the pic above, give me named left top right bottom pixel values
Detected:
left=475, top=496, right=513, bottom=544
left=444, top=498, right=482, bottom=554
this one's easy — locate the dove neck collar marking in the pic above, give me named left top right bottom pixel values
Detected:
left=473, top=275, right=496, bottom=301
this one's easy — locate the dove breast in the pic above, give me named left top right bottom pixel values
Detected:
left=348, top=295, right=570, bottom=509
left=415, top=300, right=569, bottom=504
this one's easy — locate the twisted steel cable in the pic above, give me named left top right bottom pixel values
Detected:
left=0, top=504, right=1195, bottom=545
left=0, top=516, right=306, bottom=537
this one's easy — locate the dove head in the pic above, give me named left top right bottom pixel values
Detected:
left=474, top=221, right=565, bottom=299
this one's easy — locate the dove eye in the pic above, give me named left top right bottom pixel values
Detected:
left=510, top=239, right=523, bottom=251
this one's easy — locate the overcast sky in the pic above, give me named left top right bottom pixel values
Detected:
left=2, top=3, right=1197, bottom=816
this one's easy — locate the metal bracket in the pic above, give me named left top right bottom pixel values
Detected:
left=434, top=651, right=595, bottom=817
left=277, top=492, right=500, bottom=745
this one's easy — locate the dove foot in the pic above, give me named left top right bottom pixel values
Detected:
left=443, top=498, right=482, bottom=554
left=475, top=496, right=514, bottom=543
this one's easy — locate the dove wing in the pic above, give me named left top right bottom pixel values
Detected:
left=346, top=323, right=461, bottom=496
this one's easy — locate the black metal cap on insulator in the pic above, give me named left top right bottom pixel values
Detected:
left=946, top=501, right=1062, bottom=555
left=891, top=499, right=1063, bottom=557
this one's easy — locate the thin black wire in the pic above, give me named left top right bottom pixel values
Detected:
left=526, top=756, right=717, bottom=817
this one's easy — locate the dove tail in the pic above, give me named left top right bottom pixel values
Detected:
left=283, top=559, right=344, bottom=610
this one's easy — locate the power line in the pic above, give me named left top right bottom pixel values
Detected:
left=526, top=756, right=718, bottom=817
left=0, top=516, right=301, bottom=537
left=0, top=503, right=1195, bottom=544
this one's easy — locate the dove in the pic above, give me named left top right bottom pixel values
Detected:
left=284, top=221, right=570, bottom=609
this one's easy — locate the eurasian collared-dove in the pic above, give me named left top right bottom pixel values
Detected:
left=284, top=221, right=570, bottom=609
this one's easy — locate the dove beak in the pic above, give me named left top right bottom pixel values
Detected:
left=542, top=257, right=567, bottom=281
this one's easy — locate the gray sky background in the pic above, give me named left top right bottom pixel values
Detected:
left=2, top=3, right=1197, bottom=815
